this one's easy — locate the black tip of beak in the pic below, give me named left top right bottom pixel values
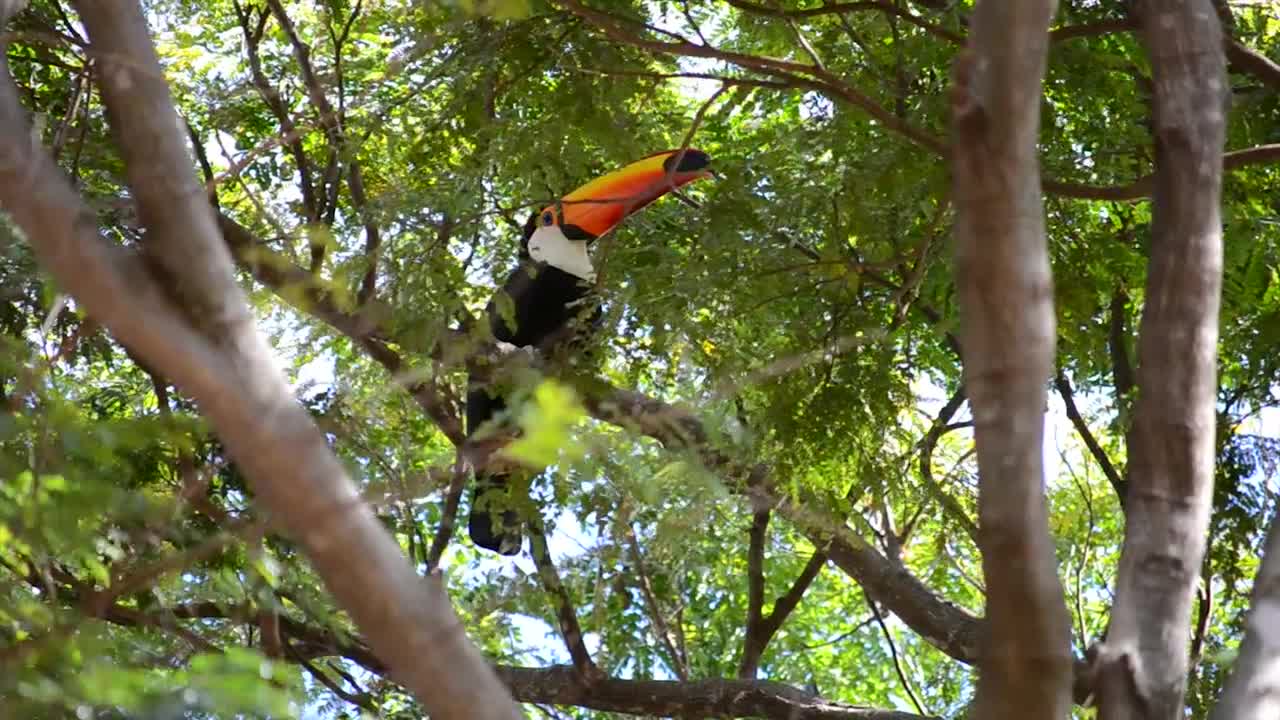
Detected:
left=664, top=148, right=713, bottom=174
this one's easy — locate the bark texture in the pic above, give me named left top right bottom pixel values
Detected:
left=949, top=1, right=1073, bottom=718
left=1210, top=516, right=1280, bottom=720
left=1096, top=2, right=1227, bottom=719
left=0, top=5, right=521, bottom=718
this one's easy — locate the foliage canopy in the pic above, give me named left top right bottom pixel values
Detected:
left=1, top=0, right=1279, bottom=718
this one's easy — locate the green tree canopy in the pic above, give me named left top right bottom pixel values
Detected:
left=1, top=0, right=1278, bottom=718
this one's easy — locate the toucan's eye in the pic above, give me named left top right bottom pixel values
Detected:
left=542, top=211, right=554, bottom=226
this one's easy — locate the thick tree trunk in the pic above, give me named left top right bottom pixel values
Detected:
left=948, top=1, right=1072, bottom=718
left=1096, top=2, right=1227, bottom=719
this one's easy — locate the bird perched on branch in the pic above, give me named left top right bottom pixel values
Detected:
left=466, top=148, right=715, bottom=555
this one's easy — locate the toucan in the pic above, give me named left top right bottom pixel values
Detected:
left=466, top=148, right=715, bottom=555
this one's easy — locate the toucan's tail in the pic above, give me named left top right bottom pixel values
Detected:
left=466, top=385, right=524, bottom=555
left=468, top=472, right=522, bottom=555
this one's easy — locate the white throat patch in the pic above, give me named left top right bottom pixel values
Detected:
left=527, top=225, right=596, bottom=282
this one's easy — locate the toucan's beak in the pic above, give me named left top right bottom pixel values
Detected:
left=541, top=148, right=714, bottom=240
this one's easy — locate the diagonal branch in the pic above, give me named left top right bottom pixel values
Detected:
left=739, top=546, right=829, bottom=679
left=3, top=3, right=518, bottom=717
left=917, top=385, right=978, bottom=544
left=760, top=549, right=827, bottom=638
left=426, top=460, right=469, bottom=566
left=1226, top=40, right=1280, bottom=92
left=216, top=213, right=465, bottom=443
left=528, top=525, right=602, bottom=683
left=1054, top=372, right=1126, bottom=502
left=865, top=590, right=928, bottom=716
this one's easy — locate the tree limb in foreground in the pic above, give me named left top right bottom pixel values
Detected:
left=0, top=4, right=519, bottom=718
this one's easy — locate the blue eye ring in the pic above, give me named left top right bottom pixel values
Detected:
left=541, top=210, right=554, bottom=226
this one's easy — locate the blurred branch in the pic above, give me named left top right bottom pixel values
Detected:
left=426, top=460, right=469, bottom=566
left=233, top=0, right=320, bottom=226
left=0, top=3, right=518, bottom=715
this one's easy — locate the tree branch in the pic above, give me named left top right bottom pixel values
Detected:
left=738, top=508, right=771, bottom=679
left=528, top=525, right=602, bottom=683
left=865, top=591, right=928, bottom=716
left=720, top=0, right=963, bottom=44
left=3, top=4, right=518, bottom=716
left=1108, top=284, right=1136, bottom=400
left=1226, top=40, right=1280, bottom=93
left=426, top=460, right=469, bottom=567
left=626, top=525, right=690, bottom=680
left=917, top=385, right=978, bottom=544
left=7, top=558, right=935, bottom=720
left=497, top=665, right=935, bottom=720
left=1054, top=372, right=1126, bottom=502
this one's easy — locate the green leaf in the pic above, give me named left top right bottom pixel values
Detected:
left=503, top=379, right=586, bottom=468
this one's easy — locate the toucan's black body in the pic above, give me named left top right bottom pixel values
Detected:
left=465, top=218, right=601, bottom=555
left=465, top=149, right=713, bottom=556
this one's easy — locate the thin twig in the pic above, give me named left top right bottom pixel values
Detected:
left=865, top=590, right=928, bottom=717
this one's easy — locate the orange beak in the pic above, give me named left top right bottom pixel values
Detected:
left=538, top=149, right=714, bottom=240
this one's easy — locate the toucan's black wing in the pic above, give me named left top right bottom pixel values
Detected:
left=486, top=263, right=594, bottom=347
